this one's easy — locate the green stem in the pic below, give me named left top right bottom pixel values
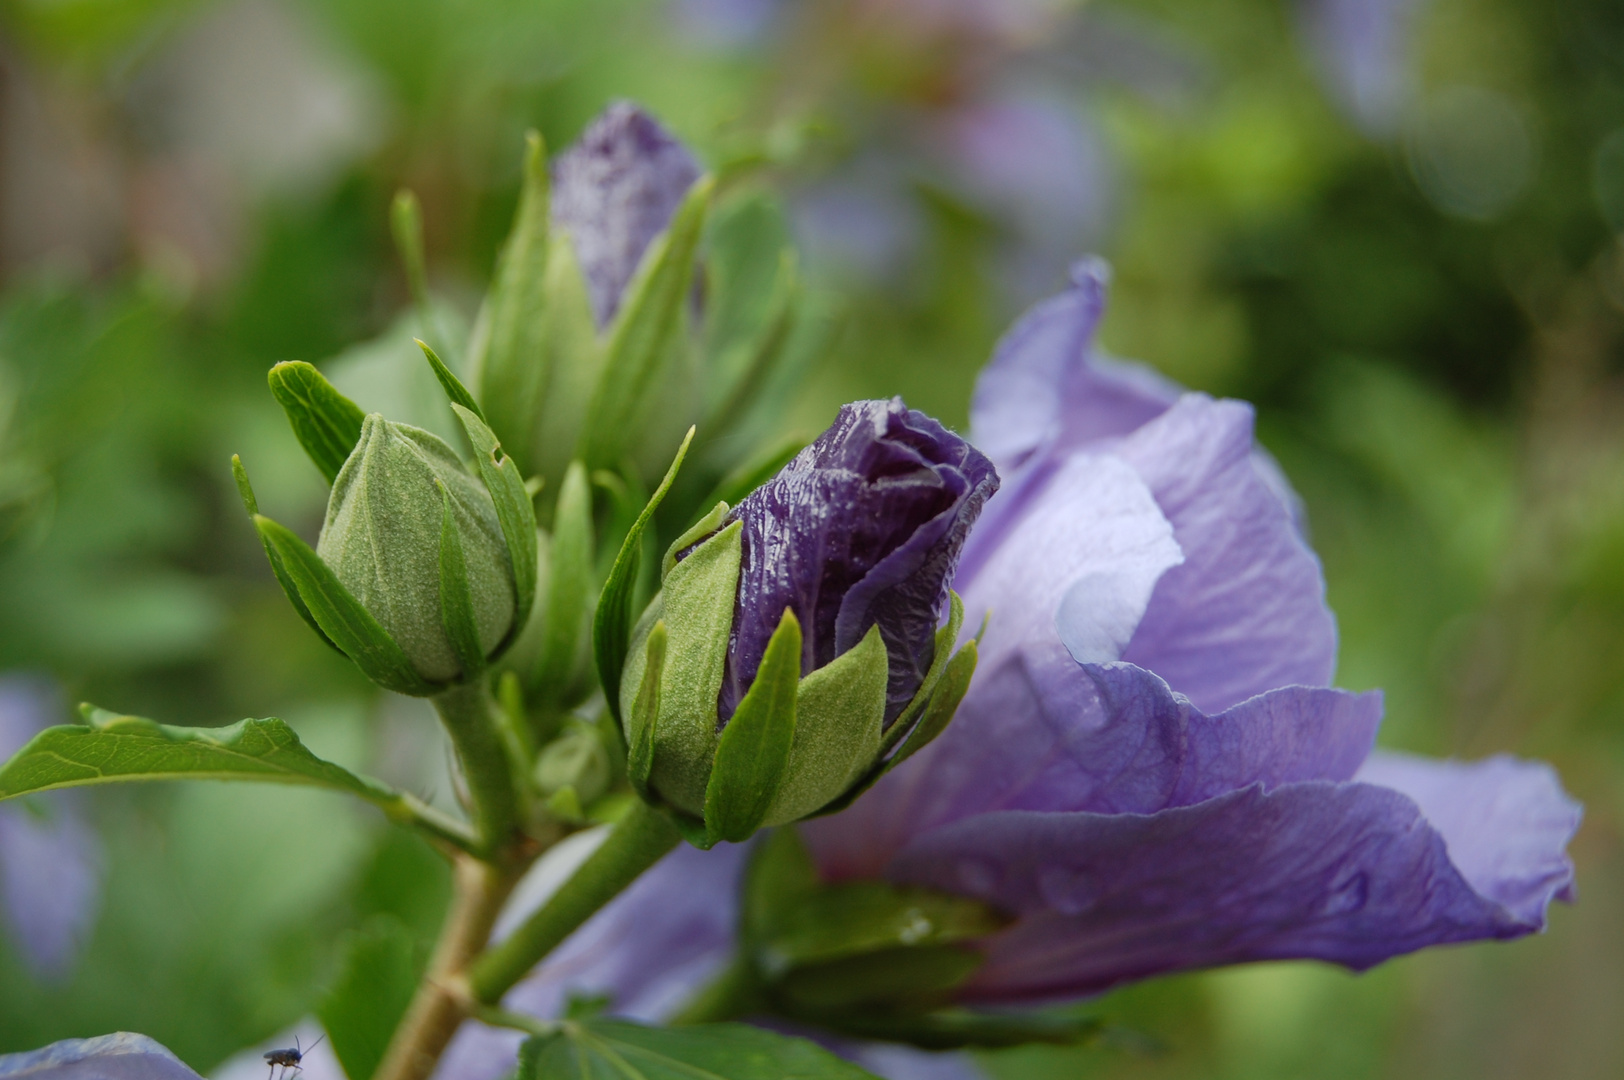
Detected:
left=467, top=799, right=680, bottom=1002
left=432, top=680, right=521, bottom=854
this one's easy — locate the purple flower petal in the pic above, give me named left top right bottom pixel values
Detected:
left=887, top=778, right=1544, bottom=1002
left=853, top=1044, right=986, bottom=1080
left=437, top=838, right=745, bottom=1080
left=551, top=102, right=702, bottom=327
left=801, top=661, right=1379, bottom=877
left=0, top=1034, right=201, bottom=1080
left=1115, top=396, right=1338, bottom=712
left=1356, top=750, right=1581, bottom=921
left=720, top=399, right=997, bottom=722
left=968, top=260, right=1179, bottom=474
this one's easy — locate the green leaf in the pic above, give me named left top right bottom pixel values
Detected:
left=233, top=455, right=342, bottom=655
left=419, top=339, right=486, bottom=424
left=452, top=403, right=539, bottom=638
left=578, top=176, right=714, bottom=469
left=705, top=608, right=800, bottom=844
left=254, top=514, right=436, bottom=696
left=742, top=827, right=819, bottom=948
left=469, top=131, right=552, bottom=477
left=437, top=479, right=486, bottom=680
left=532, top=462, right=594, bottom=705
left=760, top=880, right=1005, bottom=974
left=0, top=708, right=476, bottom=850
left=317, top=915, right=421, bottom=1080
left=627, top=621, right=667, bottom=798
left=518, top=1019, right=877, bottom=1080
left=592, top=427, right=695, bottom=726
left=391, top=190, right=431, bottom=315
left=266, top=361, right=367, bottom=484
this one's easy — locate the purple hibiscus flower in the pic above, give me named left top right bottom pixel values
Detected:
left=718, top=398, right=999, bottom=722
left=550, top=101, right=701, bottom=327
left=433, top=260, right=1579, bottom=1080
left=0, top=676, right=103, bottom=982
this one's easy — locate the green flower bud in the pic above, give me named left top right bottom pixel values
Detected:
left=317, top=414, right=515, bottom=683
left=533, top=723, right=611, bottom=809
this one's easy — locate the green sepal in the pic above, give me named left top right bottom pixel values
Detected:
left=774, top=946, right=982, bottom=1013
left=705, top=608, right=801, bottom=845
left=662, top=499, right=729, bottom=578
left=593, top=426, right=695, bottom=727
left=765, top=624, right=886, bottom=825
left=889, top=638, right=976, bottom=771
left=578, top=175, right=714, bottom=469
left=528, top=235, right=603, bottom=493
left=517, top=1019, right=878, bottom=1080
left=253, top=513, right=437, bottom=696
left=667, top=808, right=715, bottom=850
left=531, top=462, right=593, bottom=705
left=419, top=339, right=486, bottom=424
left=451, top=402, right=539, bottom=640
left=626, top=620, right=667, bottom=799
left=468, top=131, right=551, bottom=475
left=232, top=455, right=342, bottom=655
left=437, top=478, right=487, bottom=681
left=266, top=361, right=366, bottom=484
left=620, top=521, right=740, bottom=817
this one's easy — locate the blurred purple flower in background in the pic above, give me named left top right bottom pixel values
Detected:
left=0, top=1033, right=203, bottom=1080
left=550, top=102, right=702, bottom=327
left=0, top=676, right=102, bottom=982
left=444, top=259, right=1580, bottom=1079
left=1298, top=0, right=1429, bottom=135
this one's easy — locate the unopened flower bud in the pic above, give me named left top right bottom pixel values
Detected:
left=619, top=399, right=998, bottom=842
left=533, top=724, right=612, bottom=809
left=317, top=414, right=516, bottom=683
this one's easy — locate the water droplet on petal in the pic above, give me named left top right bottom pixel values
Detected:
left=1037, top=864, right=1099, bottom=916
left=1323, top=869, right=1369, bottom=915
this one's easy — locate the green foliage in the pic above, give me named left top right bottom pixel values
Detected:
left=318, top=917, right=421, bottom=1080
left=517, top=1019, right=878, bottom=1080
left=267, top=362, right=368, bottom=486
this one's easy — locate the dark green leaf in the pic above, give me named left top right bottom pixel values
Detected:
left=760, top=880, right=1006, bottom=973
left=318, top=916, right=420, bottom=1080
left=267, top=361, right=367, bottom=484
left=437, top=479, right=486, bottom=680
left=452, top=403, right=539, bottom=637
left=742, top=827, right=819, bottom=948
left=705, top=608, right=799, bottom=844
left=627, top=621, right=667, bottom=798
left=254, top=514, right=437, bottom=696
left=593, top=427, right=695, bottom=726
left=578, top=176, right=714, bottom=469
left=518, top=1019, right=877, bottom=1080
left=532, top=462, right=594, bottom=705
left=0, top=708, right=475, bottom=849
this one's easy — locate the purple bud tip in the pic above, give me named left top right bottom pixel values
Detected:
left=715, top=398, right=999, bottom=723
left=550, top=101, right=702, bottom=327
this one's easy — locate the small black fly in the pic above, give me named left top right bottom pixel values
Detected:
left=264, top=1034, right=324, bottom=1080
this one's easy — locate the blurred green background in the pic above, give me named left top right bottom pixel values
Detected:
left=0, top=0, right=1618, bottom=1077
